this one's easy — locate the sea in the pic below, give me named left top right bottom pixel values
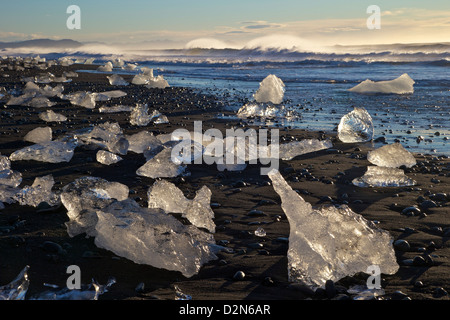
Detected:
left=5, top=43, right=450, bottom=155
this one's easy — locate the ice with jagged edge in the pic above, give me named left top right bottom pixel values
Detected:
left=14, top=175, right=60, bottom=207
left=38, top=110, right=67, bottom=122
left=367, top=143, right=416, bottom=168
left=24, top=127, right=52, bottom=144
left=352, top=166, right=416, bottom=187
left=99, top=105, right=133, bottom=113
left=96, top=150, right=122, bottom=165
left=137, top=146, right=188, bottom=178
left=60, top=176, right=129, bottom=237
left=0, top=266, right=30, bottom=300
left=237, top=103, right=299, bottom=120
left=130, top=104, right=152, bottom=126
left=147, top=180, right=215, bottom=233
left=65, top=91, right=96, bottom=109
left=153, top=114, right=169, bottom=124
left=9, top=139, right=76, bottom=163
left=94, top=198, right=219, bottom=277
left=75, top=122, right=129, bottom=155
left=95, top=90, right=127, bottom=101
left=349, top=73, right=414, bottom=94
left=337, top=107, right=374, bottom=143
left=146, top=75, right=170, bottom=89
left=268, top=169, right=399, bottom=288
left=278, top=139, right=333, bottom=160
left=125, top=130, right=162, bottom=154
left=97, top=62, right=113, bottom=72
left=107, top=74, right=129, bottom=86
left=254, top=74, right=285, bottom=104
left=0, top=155, right=22, bottom=187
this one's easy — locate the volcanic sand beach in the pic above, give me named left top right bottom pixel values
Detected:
left=0, top=62, right=449, bottom=301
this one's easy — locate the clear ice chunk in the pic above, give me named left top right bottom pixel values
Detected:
left=97, top=90, right=127, bottom=99
left=367, top=143, right=416, bottom=168
left=153, top=114, right=169, bottom=124
left=0, top=185, right=21, bottom=204
left=94, top=199, right=219, bottom=277
left=107, top=74, right=129, bottom=86
left=268, top=169, right=399, bottom=288
left=130, top=104, right=152, bottom=126
left=0, top=155, right=22, bottom=187
left=97, top=62, right=113, bottom=72
left=96, top=150, right=123, bottom=165
left=278, top=139, right=333, bottom=160
left=14, top=175, right=60, bottom=207
left=38, top=110, right=67, bottom=122
left=26, top=96, right=56, bottom=108
left=24, top=127, right=52, bottom=144
left=146, top=75, right=169, bottom=89
left=66, top=91, right=96, bottom=109
left=136, top=146, right=188, bottom=178
left=349, top=73, right=414, bottom=94
left=337, top=107, right=374, bottom=143
left=125, top=131, right=162, bottom=154
left=0, top=266, right=30, bottom=300
left=9, top=140, right=76, bottom=163
left=147, top=180, right=215, bottom=233
left=352, top=166, right=416, bottom=187
left=60, top=176, right=129, bottom=237
left=253, top=74, right=285, bottom=104
left=98, top=105, right=133, bottom=113
left=76, top=122, right=129, bottom=155
left=131, top=74, right=150, bottom=85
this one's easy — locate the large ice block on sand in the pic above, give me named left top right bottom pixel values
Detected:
left=9, top=140, right=76, bottom=163
left=24, top=127, right=52, bottom=144
left=352, top=166, right=416, bottom=187
left=60, top=177, right=129, bottom=237
left=66, top=91, right=96, bottom=109
left=254, top=74, right=285, bottom=104
left=14, top=175, right=59, bottom=207
left=147, top=180, right=215, bottom=233
left=0, top=265, right=30, bottom=300
left=76, top=122, right=129, bottom=155
left=337, top=107, right=374, bottom=143
left=268, top=169, right=399, bottom=287
left=136, top=146, right=188, bottom=178
left=146, top=75, right=170, bottom=89
left=96, top=150, right=122, bottom=165
left=349, top=73, right=414, bottom=94
left=94, top=199, right=219, bottom=277
left=367, top=143, right=416, bottom=168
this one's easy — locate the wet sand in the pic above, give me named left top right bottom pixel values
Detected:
left=0, top=62, right=449, bottom=301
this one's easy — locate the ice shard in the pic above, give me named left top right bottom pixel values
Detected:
left=254, top=74, right=285, bottom=104
left=76, top=122, right=129, bottom=155
left=337, top=107, right=374, bottom=143
left=38, top=110, right=67, bottom=122
left=60, top=176, right=129, bottom=237
left=65, top=91, right=96, bottom=109
left=146, top=75, right=170, bottom=89
left=349, top=73, right=415, bottom=94
left=130, top=104, right=152, bottom=126
left=14, top=175, right=60, bottom=207
left=147, top=180, right=215, bottom=233
left=125, top=130, right=162, bottom=154
left=352, top=166, right=416, bottom=187
left=94, top=199, right=219, bottom=277
left=153, top=114, right=169, bottom=124
left=0, top=155, right=22, bottom=187
left=107, top=74, right=129, bottom=86
left=268, top=169, right=399, bottom=288
left=278, top=139, right=333, bottom=160
left=96, top=150, right=123, bottom=165
left=136, top=146, right=188, bottom=178
left=23, top=127, right=52, bottom=144
left=0, top=266, right=30, bottom=300
left=97, top=62, right=113, bottom=72
left=98, top=105, right=133, bottom=113
left=367, top=143, right=416, bottom=168
left=9, top=140, right=76, bottom=163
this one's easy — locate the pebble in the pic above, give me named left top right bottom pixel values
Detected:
left=401, top=206, right=421, bottom=216
left=434, top=287, right=448, bottom=297
left=419, top=200, right=437, bottom=209
left=392, top=290, right=409, bottom=300
left=248, top=242, right=264, bottom=249
left=135, top=282, right=145, bottom=294
left=233, top=271, right=245, bottom=281
left=41, top=241, right=65, bottom=255
left=412, top=256, right=427, bottom=266
left=393, top=239, right=410, bottom=251
left=325, top=280, right=336, bottom=299
left=246, top=209, right=267, bottom=217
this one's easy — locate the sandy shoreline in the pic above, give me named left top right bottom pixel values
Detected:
left=0, top=61, right=449, bottom=301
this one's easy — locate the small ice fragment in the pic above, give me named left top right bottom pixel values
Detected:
left=0, top=185, right=21, bottom=204
left=24, top=127, right=52, bottom=144
left=337, top=107, right=374, bottom=143
left=66, top=91, right=96, bottom=109
left=60, top=176, right=129, bottom=237
left=9, top=140, right=76, bottom=163
left=97, top=62, right=113, bottom=72
left=125, top=131, right=162, bottom=154
left=255, top=227, right=266, bottom=237
left=96, top=150, right=122, bottom=165
left=147, top=180, right=215, bottom=233
left=254, top=74, right=285, bottom=104
left=146, top=75, right=170, bottom=89
left=136, top=146, right=188, bottom=178
left=98, top=90, right=127, bottom=99
left=348, top=285, right=385, bottom=300
left=278, top=139, right=333, bottom=160
left=94, top=199, right=219, bottom=277
left=0, top=155, right=22, bottom=187
left=352, top=166, right=416, bottom=187
left=39, top=110, right=67, bottom=122
left=0, top=266, right=30, bottom=300
left=76, top=122, right=129, bottom=155
left=131, top=74, right=150, bottom=85
left=124, top=63, right=137, bottom=71
left=268, top=169, right=399, bottom=287
left=14, top=175, right=60, bottom=207
left=153, top=114, right=169, bottom=124
left=349, top=73, right=414, bottom=94
left=216, top=162, right=248, bottom=172
left=98, top=105, right=133, bottom=113
left=367, top=143, right=416, bottom=168
left=174, top=285, right=192, bottom=300
left=107, top=74, right=129, bottom=86
left=130, top=104, right=152, bottom=126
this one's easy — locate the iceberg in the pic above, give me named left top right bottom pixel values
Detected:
left=254, top=74, right=285, bottom=104
left=268, top=169, right=399, bottom=287
left=38, top=110, right=67, bottom=122
left=94, top=199, right=219, bottom=277
left=14, top=175, right=59, bottom=207
left=367, top=143, right=416, bottom=168
left=96, top=150, right=123, bottom=165
left=352, top=166, right=416, bottom=187
left=337, top=107, right=374, bottom=143
left=0, top=266, right=30, bottom=300
left=23, top=127, right=52, bottom=144
left=60, top=176, right=129, bottom=237
left=349, top=73, right=414, bottom=94
left=107, top=74, right=129, bottom=86
left=147, top=180, right=215, bottom=233
left=9, top=140, right=76, bottom=163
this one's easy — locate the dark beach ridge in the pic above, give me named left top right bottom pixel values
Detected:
left=0, top=60, right=449, bottom=301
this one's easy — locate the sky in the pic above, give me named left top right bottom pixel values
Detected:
left=0, top=0, right=449, bottom=49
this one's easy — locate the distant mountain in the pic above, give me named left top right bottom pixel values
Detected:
left=0, top=39, right=83, bottom=49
